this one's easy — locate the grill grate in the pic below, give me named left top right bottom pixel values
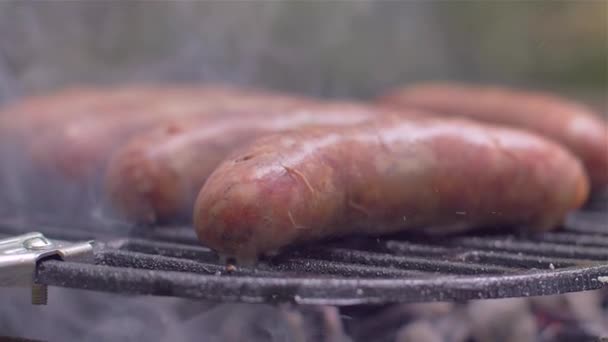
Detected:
left=1, top=192, right=607, bottom=306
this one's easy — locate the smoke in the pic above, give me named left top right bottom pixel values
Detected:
left=0, top=0, right=451, bottom=228
left=0, top=1, right=454, bottom=99
left=0, top=287, right=340, bottom=342
left=0, top=2, right=605, bottom=341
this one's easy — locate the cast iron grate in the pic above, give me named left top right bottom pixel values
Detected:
left=1, top=192, right=607, bottom=306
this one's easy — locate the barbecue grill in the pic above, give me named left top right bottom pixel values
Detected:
left=1, top=192, right=606, bottom=307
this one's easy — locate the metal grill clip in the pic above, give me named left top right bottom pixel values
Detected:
left=0, top=232, right=93, bottom=305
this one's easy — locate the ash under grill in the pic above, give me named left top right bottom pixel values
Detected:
left=1, top=192, right=607, bottom=306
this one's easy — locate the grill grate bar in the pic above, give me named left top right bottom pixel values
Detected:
left=285, top=247, right=515, bottom=275
left=98, top=249, right=222, bottom=275
left=452, top=250, right=596, bottom=269
left=117, top=234, right=520, bottom=275
left=116, top=239, right=217, bottom=263
left=382, top=240, right=454, bottom=257
left=7, top=191, right=608, bottom=305
left=372, top=239, right=601, bottom=268
left=262, top=258, right=432, bottom=279
left=528, top=232, right=608, bottom=247
left=99, top=248, right=434, bottom=279
left=97, top=250, right=280, bottom=278
left=111, top=238, right=510, bottom=276
left=98, top=235, right=602, bottom=278
left=445, top=236, right=608, bottom=260
left=36, top=259, right=608, bottom=305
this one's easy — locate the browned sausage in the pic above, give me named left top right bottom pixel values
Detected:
left=377, top=83, right=608, bottom=188
left=194, top=116, right=589, bottom=260
left=1, top=87, right=111, bottom=149
left=106, top=102, right=402, bottom=223
left=2, top=85, right=173, bottom=141
left=1, top=84, right=269, bottom=166
left=1, top=84, right=282, bottom=137
left=25, top=86, right=316, bottom=180
left=1, top=87, right=105, bottom=127
left=0, top=87, right=132, bottom=209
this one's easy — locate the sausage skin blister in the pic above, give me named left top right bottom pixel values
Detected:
left=106, top=102, right=409, bottom=223
left=377, top=83, right=608, bottom=188
left=194, top=116, right=589, bottom=261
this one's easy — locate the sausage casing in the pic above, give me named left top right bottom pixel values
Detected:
left=194, top=116, right=589, bottom=260
left=377, top=83, right=608, bottom=188
left=106, top=102, right=398, bottom=222
left=0, top=85, right=315, bottom=217
left=26, top=86, right=316, bottom=180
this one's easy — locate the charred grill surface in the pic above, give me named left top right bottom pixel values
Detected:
left=1, top=192, right=606, bottom=306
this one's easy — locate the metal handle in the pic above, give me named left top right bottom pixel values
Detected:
left=0, top=232, right=94, bottom=305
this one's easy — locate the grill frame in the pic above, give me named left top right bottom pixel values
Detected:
left=1, top=193, right=607, bottom=306
left=36, top=256, right=608, bottom=306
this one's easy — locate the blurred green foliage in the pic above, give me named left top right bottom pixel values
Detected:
left=435, top=1, right=607, bottom=87
left=0, top=1, right=605, bottom=102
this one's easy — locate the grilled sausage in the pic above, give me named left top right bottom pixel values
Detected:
left=25, top=86, right=316, bottom=180
left=1, top=87, right=106, bottom=130
left=1, top=84, right=285, bottom=135
left=2, top=85, right=181, bottom=142
left=1, top=84, right=318, bottom=217
left=1, top=84, right=272, bottom=166
left=194, top=116, right=589, bottom=260
left=0, top=87, right=129, bottom=210
left=377, top=83, right=608, bottom=188
left=106, top=102, right=402, bottom=223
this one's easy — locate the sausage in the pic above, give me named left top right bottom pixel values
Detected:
left=1, top=84, right=267, bottom=162
left=1, top=84, right=317, bottom=217
left=0, top=87, right=126, bottom=210
left=1, top=87, right=111, bottom=150
left=1, top=87, right=105, bottom=129
left=0, top=86, right=183, bottom=191
left=2, top=85, right=173, bottom=141
left=1, top=84, right=283, bottom=138
left=25, top=86, right=316, bottom=180
left=194, top=116, right=589, bottom=260
left=106, top=102, right=400, bottom=223
left=377, top=83, right=608, bottom=188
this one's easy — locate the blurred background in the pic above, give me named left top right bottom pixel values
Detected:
left=0, top=1, right=606, bottom=341
left=0, top=0, right=605, bottom=105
